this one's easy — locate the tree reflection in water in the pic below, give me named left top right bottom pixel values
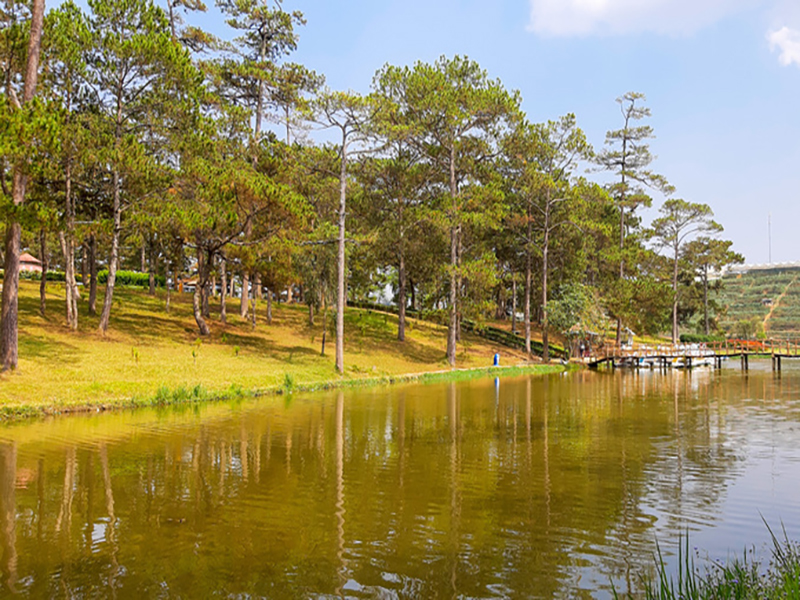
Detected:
left=0, top=366, right=799, bottom=596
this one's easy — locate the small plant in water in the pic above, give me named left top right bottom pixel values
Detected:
left=283, top=373, right=295, bottom=393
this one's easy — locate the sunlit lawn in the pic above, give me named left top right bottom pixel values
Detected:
left=0, top=281, right=534, bottom=414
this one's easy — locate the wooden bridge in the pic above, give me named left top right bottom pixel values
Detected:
left=587, top=339, right=800, bottom=371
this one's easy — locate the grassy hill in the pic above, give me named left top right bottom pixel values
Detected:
left=0, top=281, right=553, bottom=418
left=717, top=266, right=800, bottom=339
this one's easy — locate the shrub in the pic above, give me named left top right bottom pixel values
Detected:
left=2, top=270, right=82, bottom=282
left=680, top=333, right=726, bottom=344
left=96, top=270, right=165, bottom=288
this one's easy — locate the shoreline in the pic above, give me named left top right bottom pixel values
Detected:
left=0, top=362, right=569, bottom=422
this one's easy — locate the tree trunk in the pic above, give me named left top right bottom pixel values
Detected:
left=321, top=297, right=327, bottom=356
left=446, top=147, right=458, bottom=367
left=61, top=158, right=78, bottom=329
left=616, top=207, right=626, bottom=348
left=219, top=257, right=227, bottom=324
left=0, top=0, right=45, bottom=371
left=192, top=284, right=210, bottom=336
left=703, top=265, right=709, bottom=336
left=240, top=272, right=249, bottom=319
left=200, top=250, right=210, bottom=319
left=38, top=229, right=48, bottom=316
left=192, top=244, right=210, bottom=336
left=253, top=272, right=262, bottom=300
left=98, top=87, right=125, bottom=334
left=308, top=301, right=314, bottom=326
left=98, top=177, right=121, bottom=333
left=266, top=288, right=272, bottom=325
left=80, top=241, right=88, bottom=290
left=165, top=264, right=171, bottom=313
left=524, top=204, right=533, bottom=356
left=59, top=232, right=77, bottom=329
left=541, top=199, right=551, bottom=363
left=88, top=235, right=97, bottom=316
left=495, top=285, right=504, bottom=321
left=397, top=252, right=406, bottom=342
left=672, top=245, right=679, bottom=344
left=511, top=278, right=518, bottom=335
left=455, top=226, right=463, bottom=344
left=148, top=237, right=156, bottom=296
left=616, top=135, right=629, bottom=349
left=335, top=133, right=347, bottom=375
left=140, top=242, right=146, bottom=273
left=2, top=224, right=23, bottom=367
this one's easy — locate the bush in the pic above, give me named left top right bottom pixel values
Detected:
left=680, top=333, right=726, bottom=344
left=4, top=270, right=82, bottom=283
left=96, top=270, right=165, bottom=288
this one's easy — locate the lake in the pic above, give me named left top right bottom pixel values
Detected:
left=2, top=362, right=800, bottom=597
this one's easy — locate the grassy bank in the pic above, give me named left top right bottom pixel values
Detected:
left=0, top=281, right=564, bottom=420
left=616, top=528, right=800, bottom=599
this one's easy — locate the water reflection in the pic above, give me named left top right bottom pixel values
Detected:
left=0, top=365, right=799, bottom=597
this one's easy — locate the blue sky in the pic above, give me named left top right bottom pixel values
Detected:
left=199, top=0, right=800, bottom=264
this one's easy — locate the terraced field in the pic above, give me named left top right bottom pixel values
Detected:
left=717, top=267, right=800, bottom=339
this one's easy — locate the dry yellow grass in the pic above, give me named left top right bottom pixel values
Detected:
left=0, top=281, right=541, bottom=415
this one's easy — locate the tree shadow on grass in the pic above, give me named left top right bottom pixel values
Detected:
left=215, top=330, right=321, bottom=361
left=351, top=336, right=445, bottom=365
left=19, top=331, right=82, bottom=363
left=110, top=313, right=196, bottom=342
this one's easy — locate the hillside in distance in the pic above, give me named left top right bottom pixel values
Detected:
left=717, top=265, right=800, bottom=339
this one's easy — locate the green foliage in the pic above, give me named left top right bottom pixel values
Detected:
left=733, top=317, right=764, bottom=340
left=0, top=0, right=740, bottom=363
left=547, top=283, right=591, bottom=333
left=679, top=334, right=725, bottom=343
left=96, top=270, right=164, bottom=288
left=615, top=527, right=800, bottom=599
left=282, top=372, right=295, bottom=393
left=2, top=269, right=80, bottom=282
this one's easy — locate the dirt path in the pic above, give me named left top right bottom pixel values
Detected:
left=763, top=275, right=798, bottom=332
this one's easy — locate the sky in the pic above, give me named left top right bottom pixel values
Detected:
left=197, top=0, right=800, bottom=264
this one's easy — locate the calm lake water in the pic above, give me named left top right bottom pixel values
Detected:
left=2, top=363, right=800, bottom=598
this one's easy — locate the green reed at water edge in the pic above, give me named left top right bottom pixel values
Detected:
left=615, top=523, right=800, bottom=599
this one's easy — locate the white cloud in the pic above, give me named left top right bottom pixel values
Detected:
left=768, top=26, right=800, bottom=66
left=528, top=0, right=762, bottom=36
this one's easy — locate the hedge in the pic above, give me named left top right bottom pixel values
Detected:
left=97, top=270, right=165, bottom=288
left=679, top=333, right=726, bottom=344
left=1, top=270, right=81, bottom=283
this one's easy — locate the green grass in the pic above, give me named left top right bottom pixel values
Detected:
left=615, top=524, right=800, bottom=599
left=0, top=281, right=561, bottom=419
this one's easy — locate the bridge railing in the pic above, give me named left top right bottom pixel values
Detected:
left=588, top=339, right=800, bottom=361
